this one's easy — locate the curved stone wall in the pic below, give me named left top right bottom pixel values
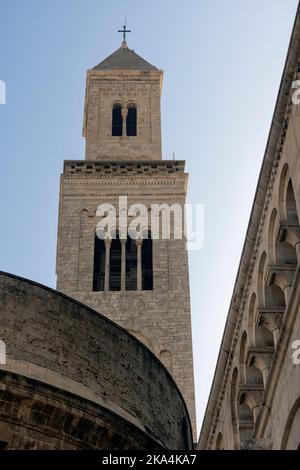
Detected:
left=0, top=272, right=192, bottom=449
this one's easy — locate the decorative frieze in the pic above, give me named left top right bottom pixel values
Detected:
left=64, top=160, right=185, bottom=177
left=257, top=308, right=285, bottom=345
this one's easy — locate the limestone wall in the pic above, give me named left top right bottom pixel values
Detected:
left=0, top=272, right=192, bottom=449
left=83, top=69, right=163, bottom=161
left=56, top=160, right=197, bottom=440
left=198, top=6, right=300, bottom=450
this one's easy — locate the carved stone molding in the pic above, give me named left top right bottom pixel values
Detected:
left=257, top=308, right=285, bottom=333
left=238, top=384, right=264, bottom=408
left=265, top=264, right=296, bottom=288
left=278, top=220, right=300, bottom=244
left=63, top=160, right=185, bottom=177
left=246, top=347, right=274, bottom=369
left=200, top=12, right=300, bottom=448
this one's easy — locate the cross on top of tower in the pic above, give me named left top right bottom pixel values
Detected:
left=118, top=19, right=131, bottom=45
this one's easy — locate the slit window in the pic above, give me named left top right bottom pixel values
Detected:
left=112, top=103, right=123, bottom=136
left=93, top=235, right=105, bottom=291
left=142, top=232, right=153, bottom=290
left=126, top=104, right=137, bottom=136
left=126, top=236, right=137, bottom=290
left=110, top=234, right=121, bottom=291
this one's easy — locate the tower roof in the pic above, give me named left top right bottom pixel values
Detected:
left=93, top=43, right=158, bottom=71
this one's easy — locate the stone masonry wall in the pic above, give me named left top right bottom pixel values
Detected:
left=198, top=10, right=300, bottom=449
left=83, top=69, right=162, bottom=161
left=0, top=272, right=192, bottom=449
left=56, top=161, right=197, bottom=440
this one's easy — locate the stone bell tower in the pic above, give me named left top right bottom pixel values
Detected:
left=83, top=40, right=162, bottom=161
left=56, top=34, right=196, bottom=439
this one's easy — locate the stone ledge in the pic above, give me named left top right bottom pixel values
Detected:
left=63, top=160, right=186, bottom=177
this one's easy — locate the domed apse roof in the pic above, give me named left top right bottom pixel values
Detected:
left=0, top=271, right=192, bottom=450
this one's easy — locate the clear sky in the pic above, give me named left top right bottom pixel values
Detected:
left=0, top=0, right=298, bottom=436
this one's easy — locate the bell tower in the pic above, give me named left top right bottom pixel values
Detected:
left=83, top=39, right=163, bottom=161
left=56, top=35, right=197, bottom=440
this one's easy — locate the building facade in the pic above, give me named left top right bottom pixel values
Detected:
left=198, top=5, right=300, bottom=450
left=56, top=40, right=196, bottom=438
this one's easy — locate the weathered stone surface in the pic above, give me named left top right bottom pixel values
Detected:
left=56, top=159, right=197, bottom=439
left=83, top=58, right=163, bottom=161
left=57, top=43, right=197, bottom=440
left=198, top=6, right=300, bottom=450
left=0, top=272, right=192, bottom=450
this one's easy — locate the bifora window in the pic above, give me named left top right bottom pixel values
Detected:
left=112, top=103, right=123, bottom=136
left=126, top=103, right=137, bottom=136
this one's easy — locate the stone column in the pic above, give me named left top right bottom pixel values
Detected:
left=136, top=238, right=143, bottom=291
left=104, top=238, right=112, bottom=292
left=252, top=404, right=260, bottom=423
left=122, top=108, right=127, bottom=137
left=273, top=327, right=281, bottom=347
left=259, top=310, right=283, bottom=347
left=121, top=238, right=127, bottom=291
left=283, top=284, right=291, bottom=304
left=261, top=367, right=269, bottom=388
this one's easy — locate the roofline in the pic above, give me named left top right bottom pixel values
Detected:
left=92, top=44, right=160, bottom=72
left=63, top=159, right=185, bottom=165
left=88, top=68, right=163, bottom=74
left=198, top=1, right=300, bottom=448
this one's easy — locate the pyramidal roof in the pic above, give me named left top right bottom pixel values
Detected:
left=93, top=42, right=158, bottom=71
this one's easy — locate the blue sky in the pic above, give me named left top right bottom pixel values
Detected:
left=0, top=0, right=298, bottom=435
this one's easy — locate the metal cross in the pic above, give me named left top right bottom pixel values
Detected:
left=118, top=19, right=131, bottom=43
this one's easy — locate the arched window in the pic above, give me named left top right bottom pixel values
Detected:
left=238, top=402, right=254, bottom=442
left=93, top=232, right=153, bottom=292
left=286, top=179, right=299, bottom=224
left=246, top=363, right=264, bottom=386
left=265, top=284, right=286, bottom=308
left=248, top=293, right=257, bottom=346
left=110, top=234, right=121, bottom=291
left=112, top=103, right=123, bottom=136
left=126, top=103, right=137, bottom=136
left=93, top=235, right=105, bottom=291
left=267, top=207, right=297, bottom=266
left=258, top=252, right=267, bottom=306
left=255, top=325, right=274, bottom=348
left=230, top=368, right=240, bottom=449
left=126, top=236, right=137, bottom=290
left=142, top=231, right=153, bottom=290
left=239, top=331, right=248, bottom=383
